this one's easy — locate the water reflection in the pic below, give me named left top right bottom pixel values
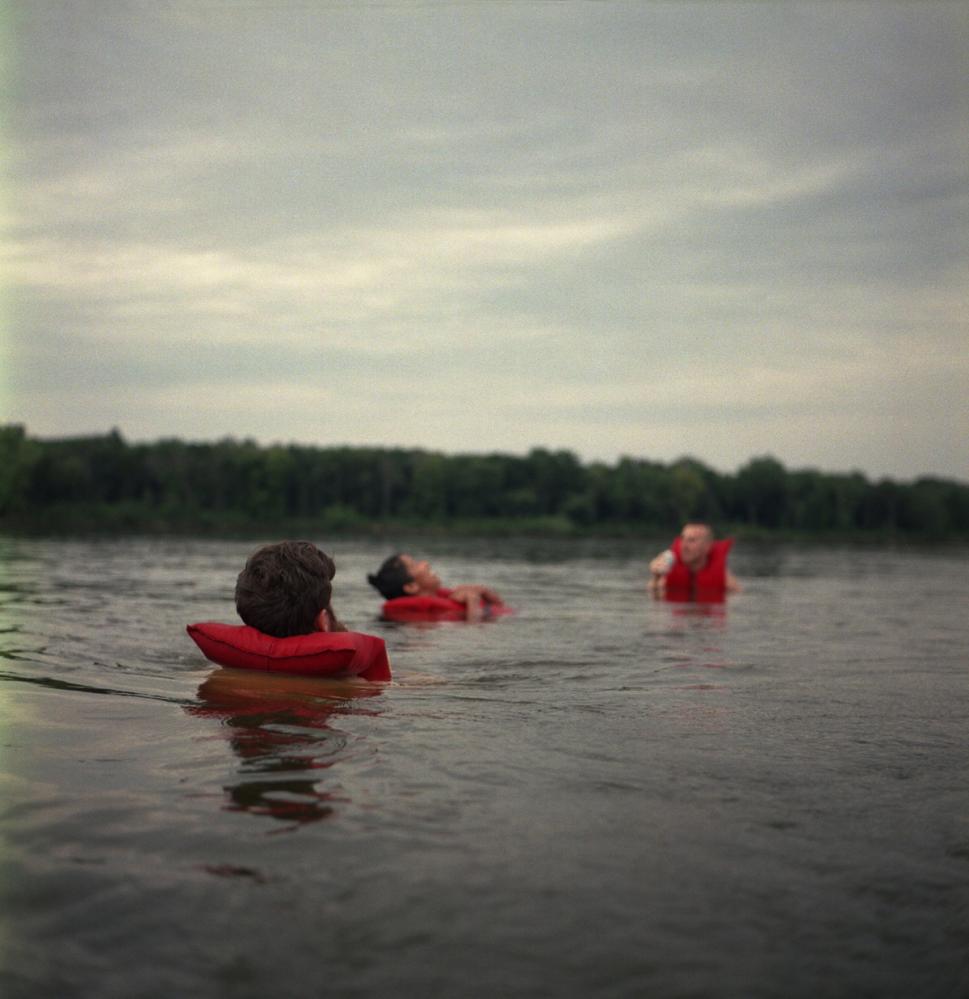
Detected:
left=662, top=590, right=726, bottom=608
left=667, top=601, right=727, bottom=618
left=662, top=599, right=728, bottom=634
left=186, top=668, right=384, bottom=829
left=651, top=597, right=732, bottom=677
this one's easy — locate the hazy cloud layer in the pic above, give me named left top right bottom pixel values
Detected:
left=5, top=1, right=967, bottom=479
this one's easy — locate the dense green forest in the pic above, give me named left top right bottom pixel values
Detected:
left=1, top=424, right=966, bottom=538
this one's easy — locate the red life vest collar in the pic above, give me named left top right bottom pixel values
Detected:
left=381, top=588, right=513, bottom=622
left=381, top=592, right=468, bottom=622
left=187, top=622, right=391, bottom=681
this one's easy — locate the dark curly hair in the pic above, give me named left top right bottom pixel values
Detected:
left=235, top=541, right=342, bottom=637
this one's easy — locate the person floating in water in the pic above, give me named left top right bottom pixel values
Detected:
left=648, top=523, right=740, bottom=601
left=236, top=540, right=348, bottom=635
left=367, top=554, right=506, bottom=621
left=188, top=540, right=392, bottom=680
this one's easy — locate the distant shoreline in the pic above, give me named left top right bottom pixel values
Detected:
left=3, top=425, right=967, bottom=542
left=1, top=508, right=965, bottom=545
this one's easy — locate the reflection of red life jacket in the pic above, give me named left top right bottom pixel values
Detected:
left=663, top=538, right=733, bottom=602
left=381, top=588, right=512, bottom=623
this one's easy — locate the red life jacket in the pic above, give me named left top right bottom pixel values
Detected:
left=663, top=538, right=733, bottom=602
left=187, top=622, right=392, bottom=681
left=381, top=588, right=512, bottom=623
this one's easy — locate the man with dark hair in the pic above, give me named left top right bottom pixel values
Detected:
left=235, top=540, right=347, bottom=637
left=367, top=553, right=503, bottom=620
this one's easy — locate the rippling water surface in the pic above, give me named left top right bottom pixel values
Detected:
left=1, top=535, right=967, bottom=998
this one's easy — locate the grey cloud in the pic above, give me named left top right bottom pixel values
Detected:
left=6, top=1, right=967, bottom=479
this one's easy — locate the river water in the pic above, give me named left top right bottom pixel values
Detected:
left=0, top=534, right=966, bottom=998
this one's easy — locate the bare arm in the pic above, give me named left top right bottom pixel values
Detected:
left=447, top=584, right=503, bottom=606
left=446, top=584, right=502, bottom=620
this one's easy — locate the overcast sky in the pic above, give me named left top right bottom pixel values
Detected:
left=4, top=1, right=967, bottom=481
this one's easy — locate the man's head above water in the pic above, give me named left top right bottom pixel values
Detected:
left=366, top=553, right=441, bottom=600
left=235, top=540, right=344, bottom=637
left=677, top=523, right=715, bottom=570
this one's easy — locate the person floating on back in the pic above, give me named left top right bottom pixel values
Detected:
left=367, top=553, right=507, bottom=622
left=648, top=523, right=740, bottom=601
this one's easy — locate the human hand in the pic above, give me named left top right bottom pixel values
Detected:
left=323, top=606, right=348, bottom=632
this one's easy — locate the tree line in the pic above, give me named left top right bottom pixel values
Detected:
left=1, top=424, right=966, bottom=537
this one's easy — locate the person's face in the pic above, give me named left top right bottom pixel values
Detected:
left=400, top=554, right=441, bottom=595
left=679, top=524, right=712, bottom=567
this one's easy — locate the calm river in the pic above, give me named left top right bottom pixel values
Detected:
left=1, top=535, right=967, bottom=998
